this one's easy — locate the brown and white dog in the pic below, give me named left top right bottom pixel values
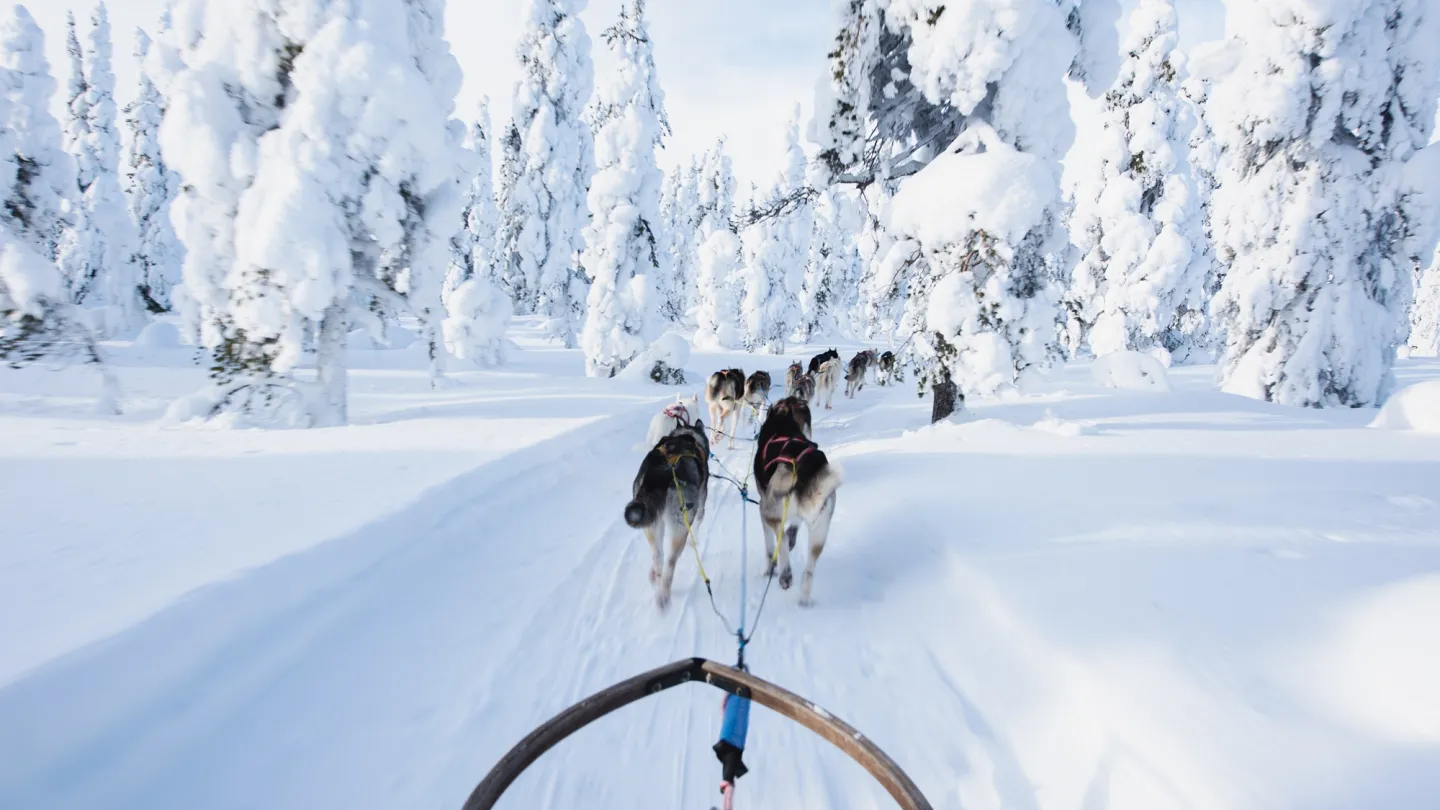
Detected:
left=814, top=358, right=841, bottom=410
left=706, top=368, right=746, bottom=448
left=784, top=362, right=804, bottom=398
left=743, top=370, right=771, bottom=426
left=877, top=351, right=896, bottom=385
left=752, top=397, right=841, bottom=606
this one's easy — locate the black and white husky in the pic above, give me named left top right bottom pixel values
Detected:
left=753, top=397, right=841, bottom=606
left=625, top=421, right=710, bottom=609
left=706, top=369, right=745, bottom=448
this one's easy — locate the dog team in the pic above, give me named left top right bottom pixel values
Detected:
left=624, top=347, right=894, bottom=609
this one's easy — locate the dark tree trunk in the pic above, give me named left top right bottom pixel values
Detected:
left=930, top=377, right=961, bottom=423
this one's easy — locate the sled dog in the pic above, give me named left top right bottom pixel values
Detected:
left=845, top=350, right=876, bottom=398
left=743, top=370, right=772, bottom=424
left=784, top=362, right=804, bottom=398
left=753, top=398, right=841, bottom=606
left=706, top=368, right=746, bottom=448
left=807, top=348, right=840, bottom=376
left=814, top=358, right=841, bottom=410
left=767, top=395, right=812, bottom=439
left=641, top=394, right=699, bottom=451
left=625, top=421, right=710, bottom=609
left=877, top=351, right=896, bottom=385
left=795, top=372, right=816, bottom=405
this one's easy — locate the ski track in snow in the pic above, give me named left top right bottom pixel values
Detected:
left=3, top=342, right=1440, bottom=810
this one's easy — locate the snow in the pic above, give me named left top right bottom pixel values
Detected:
left=1370, top=380, right=1440, bottom=435
left=613, top=331, right=690, bottom=383
left=3, top=330, right=1440, bottom=810
left=1091, top=351, right=1174, bottom=392
left=131, top=319, right=184, bottom=349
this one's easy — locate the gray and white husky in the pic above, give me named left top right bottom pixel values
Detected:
left=706, top=369, right=745, bottom=449
left=845, top=350, right=877, bottom=399
left=814, top=358, right=841, bottom=410
left=753, top=398, right=841, bottom=606
left=625, top=421, right=710, bottom=609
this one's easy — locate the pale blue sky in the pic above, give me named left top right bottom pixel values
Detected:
left=28, top=0, right=1225, bottom=185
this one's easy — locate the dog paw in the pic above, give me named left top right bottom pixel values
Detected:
left=799, top=595, right=813, bottom=608
left=649, top=568, right=659, bottom=584
left=656, top=590, right=671, bottom=609
left=779, top=568, right=793, bottom=590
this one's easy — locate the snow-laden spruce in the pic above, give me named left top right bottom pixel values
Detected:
left=159, top=0, right=472, bottom=426
left=1064, top=0, right=1207, bottom=364
left=578, top=0, right=669, bottom=378
left=444, top=96, right=512, bottom=367
left=0, top=6, right=116, bottom=405
left=1415, top=249, right=1440, bottom=357
left=507, top=0, right=594, bottom=347
left=57, top=4, right=145, bottom=337
left=814, top=0, right=1116, bottom=417
left=800, top=186, right=862, bottom=342
left=691, top=140, right=742, bottom=349
left=740, top=111, right=810, bottom=353
left=656, top=159, right=699, bottom=325
left=0, top=5, right=75, bottom=264
left=494, top=117, right=526, bottom=310
left=123, top=27, right=182, bottom=313
left=1208, top=0, right=1440, bottom=408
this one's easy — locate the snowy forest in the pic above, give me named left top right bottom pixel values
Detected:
left=2, top=0, right=1437, bottom=425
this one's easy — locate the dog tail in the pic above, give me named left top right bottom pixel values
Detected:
left=796, top=462, right=845, bottom=515
left=624, top=490, right=663, bottom=528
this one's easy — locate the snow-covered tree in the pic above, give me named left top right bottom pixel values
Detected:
left=494, top=117, right=527, bottom=310
left=0, top=6, right=114, bottom=404
left=692, top=139, right=742, bottom=348
left=1413, top=248, right=1440, bottom=356
left=443, top=96, right=511, bottom=367
left=123, top=26, right=182, bottom=312
left=800, top=186, right=861, bottom=341
left=740, top=111, right=809, bottom=352
left=656, top=160, right=698, bottom=324
left=1208, top=0, right=1440, bottom=408
left=161, top=0, right=472, bottom=426
left=508, top=0, right=594, bottom=347
left=579, top=0, right=668, bottom=377
left=57, top=4, right=145, bottom=335
left=1064, top=0, right=1207, bottom=363
left=814, top=0, right=1120, bottom=419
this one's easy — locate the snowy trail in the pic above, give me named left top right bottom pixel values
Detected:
left=4, top=356, right=1440, bottom=810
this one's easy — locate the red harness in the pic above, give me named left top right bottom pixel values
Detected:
left=663, top=403, right=692, bottom=425
left=760, top=434, right=816, bottom=474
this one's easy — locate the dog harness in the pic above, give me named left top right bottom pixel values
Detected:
left=662, top=403, right=692, bottom=425
left=759, top=434, right=816, bottom=475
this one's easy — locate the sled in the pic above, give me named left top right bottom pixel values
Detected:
left=461, top=657, right=932, bottom=809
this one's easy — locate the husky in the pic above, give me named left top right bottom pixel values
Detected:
left=814, top=358, right=841, bottom=410
left=784, top=362, right=804, bottom=398
left=845, top=350, right=876, bottom=399
left=807, top=348, right=840, bottom=376
left=767, top=395, right=812, bottom=439
left=743, top=370, right=771, bottom=426
left=706, top=368, right=745, bottom=448
left=753, top=398, right=842, bottom=606
left=640, top=394, right=699, bottom=451
left=625, top=421, right=710, bottom=609
left=795, top=372, right=816, bottom=405
left=877, top=351, right=896, bottom=386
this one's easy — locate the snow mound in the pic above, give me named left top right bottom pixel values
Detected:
left=163, top=382, right=313, bottom=430
left=1031, top=410, right=1092, bottom=437
left=132, top=320, right=184, bottom=349
left=1091, top=351, right=1173, bottom=392
left=615, top=333, right=691, bottom=384
left=349, top=326, right=418, bottom=351
left=1370, top=381, right=1440, bottom=434
left=1294, top=574, right=1440, bottom=744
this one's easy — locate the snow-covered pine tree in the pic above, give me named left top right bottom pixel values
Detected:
left=161, top=0, right=471, bottom=426
left=0, top=6, right=115, bottom=405
left=58, top=3, right=145, bottom=336
left=1064, top=0, right=1207, bottom=364
left=443, top=99, right=512, bottom=369
left=494, top=117, right=527, bottom=311
left=509, top=0, right=594, bottom=348
left=123, top=26, right=182, bottom=313
left=579, top=0, right=669, bottom=377
left=799, top=186, right=861, bottom=342
left=1413, top=248, right=1440, bottom=356
left=656, top=161, right=700, bottom=326
left=1208, top=0, right=1440, bottom=407
left=740, top=111, right=809, bottom=353
left=692, top=140, right=743, bottom=349
left=814, top=0, right=1120, bottom=420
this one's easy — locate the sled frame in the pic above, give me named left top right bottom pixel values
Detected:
left=461, top=657, right=932, bottom=810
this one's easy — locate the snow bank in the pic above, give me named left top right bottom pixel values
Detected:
left=1091, top=351, right=1173, bottom=392
left=615, top=332, right=690, bottom=384
left=1031, top=410, right=1092, bottom=437
left=1370, top=380, right=1440, bottom=434
left=1294, top=574, right=1440, bottom=744
left=887, top=132, right=1057, bottom=247
left=132, top=320, right=184, bottom=349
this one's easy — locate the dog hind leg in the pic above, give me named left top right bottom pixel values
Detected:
left=775, top=512, right=794, bottom=590
left=657, top=516, right=688, bottom=609
left=762, top=518, right=780, bottom=577
left=799, top=493, right=836, bottom=606
left=645, top=526, right=661, bottom=584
